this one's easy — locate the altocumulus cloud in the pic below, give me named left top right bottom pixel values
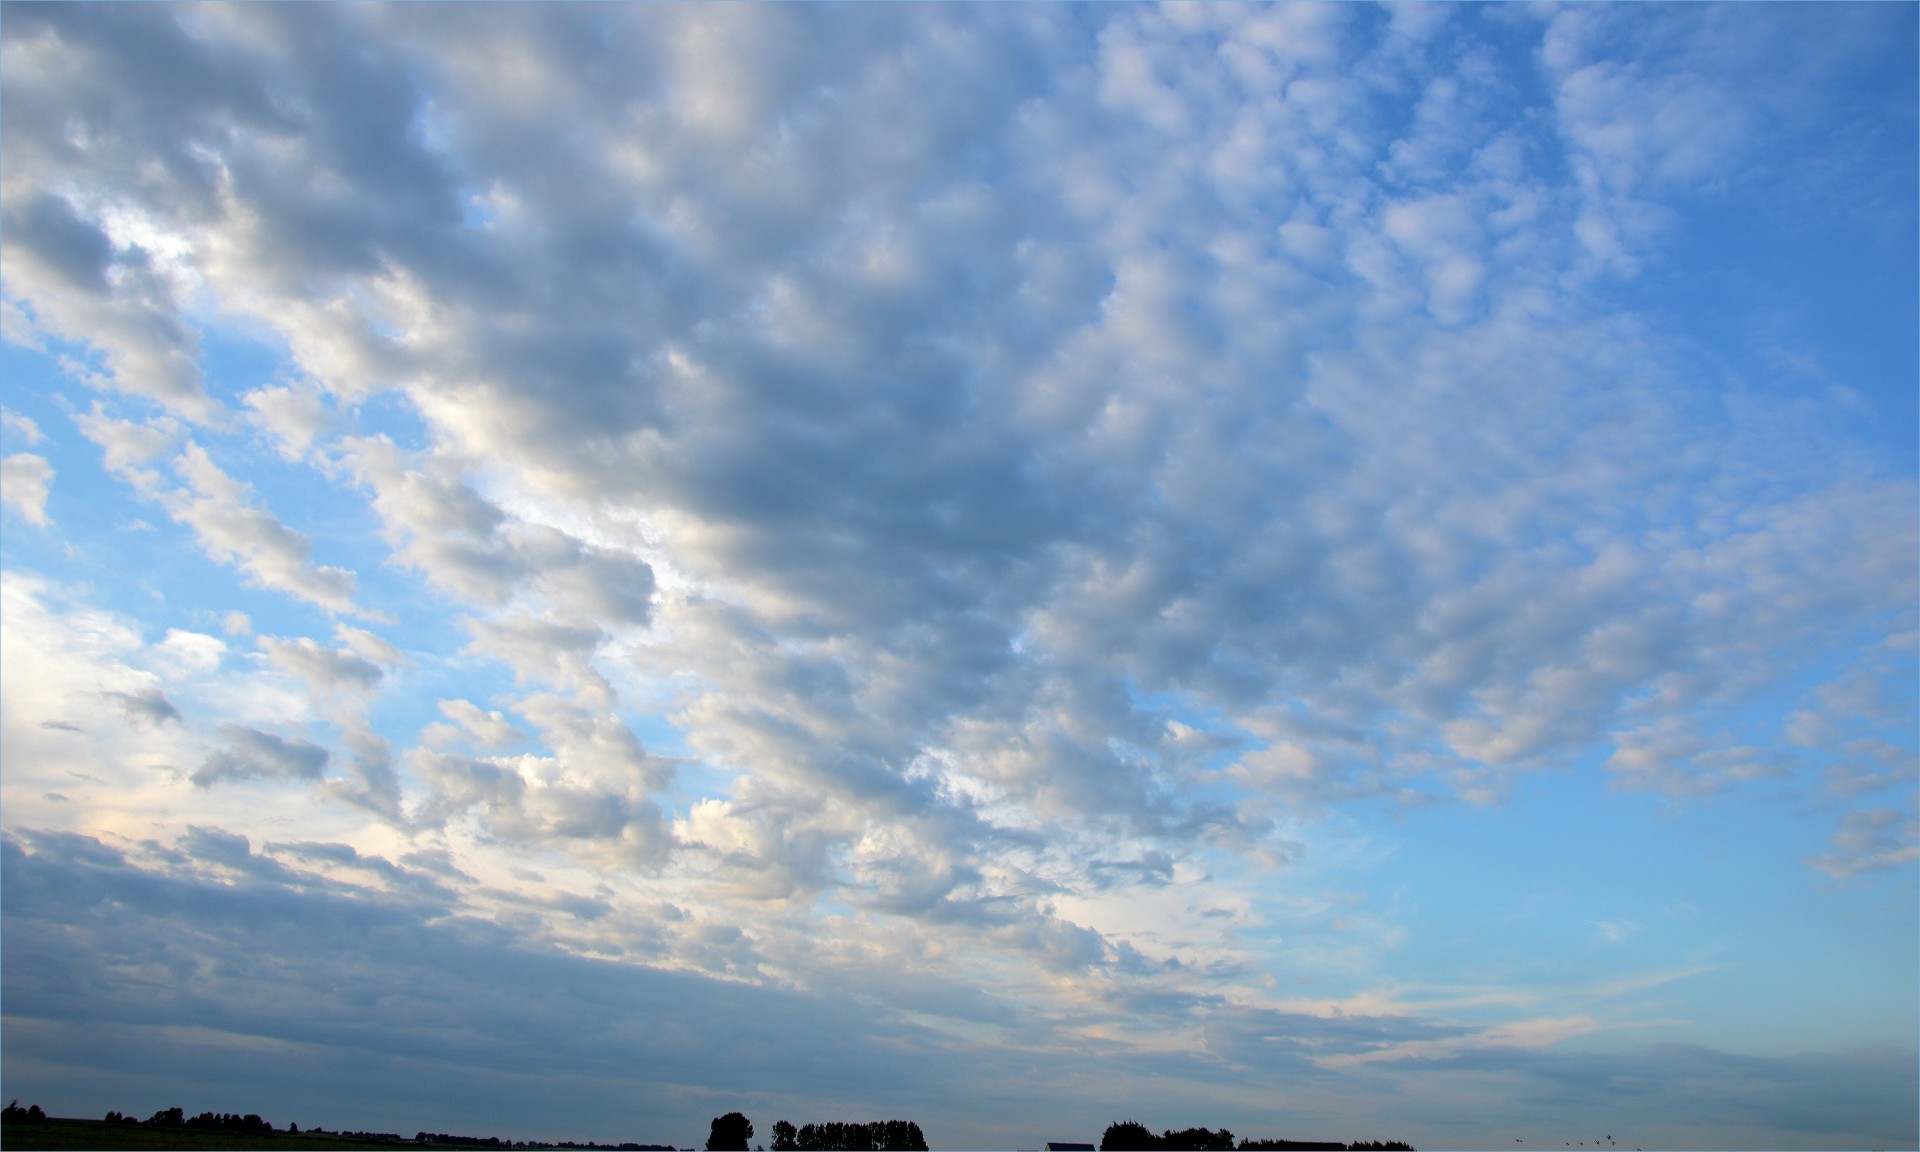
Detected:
left=1, top=4, right=1914, bottom=1149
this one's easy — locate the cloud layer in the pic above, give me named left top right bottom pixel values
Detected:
left=2, top=4, right=1914, bottom=1148
left=7, top=829, right=1913, bottom=1150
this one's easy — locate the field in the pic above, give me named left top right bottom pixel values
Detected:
left=0, top=1116, right=656, bottom=1151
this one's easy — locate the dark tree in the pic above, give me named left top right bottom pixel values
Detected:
left=872, top=1120, right=928, bottom=1151
left=710, top=1112, right=755, bottom=1151
left=1103, top=1122, right=1161, bottom=1151
left=821, top=1122, right=872, bottom=1150
left=772, top=1121, right=800, bottom=1151
left=149, top=1107, right=186, bottom=1128
left=1161, top=1129, right=1235, bottom=1151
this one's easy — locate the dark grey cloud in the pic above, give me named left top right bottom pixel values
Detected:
left=2, top=193, right=115, bottom=295
left=0, top=829, right=1045, bottom=1142
left=104, top=687, right=183, bottom=727
left=15, top=827, right=1907, bottom=1150
left=193, top=724, right=330, bottom=788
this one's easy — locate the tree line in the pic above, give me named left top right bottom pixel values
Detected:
left=1100, top=1121, right=1412, bottom=1151
left=95, top=1105, right=361, bottom=1137
left=5, top=1100, right=677, bottom=1149
left=772, top=1120, right=928, bottom=1151
left=103, top=1106, right=278, bottom=1134
left=706, top=1113, right=929, bottom=1151
left=418, top=1131, right=672, bottom=1150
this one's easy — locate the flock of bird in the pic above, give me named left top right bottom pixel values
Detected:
left=1511, top=1136, right=1635, bottom=1150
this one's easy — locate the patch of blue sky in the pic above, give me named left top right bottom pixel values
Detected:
left=1121, top=681, right=1250, bottom=768
left=461, top=189, right=502, bottom=233
left=0, top=404, right=75, bottom=572
left=4, top=345, right=314, bottom=625
left=191, top=324, right=290, bottom=404
left=1374, top=755, right=1916, bottom=1054
left=624, top=707, right=694, bottom=766
left=193, top=333, right=469, bottom=635
left=357, top=646, right=525, bottom=760
left=1374, top=6, right=1571, bottom=179
left=347, top=387, right=437, bottom=452
left=2, top=337, right=93, bottom=453
left=1213, top=729, right=1904, bottom=1052
left=1615, top=197, right=1916, bottom=476
left=1593, top=14, right=1917, bottom=478
left=193, top=322, right=441, bottom=457
left=1711, top=647, right=1916, bottom=776
left=5, top=324, right=532, bottom=776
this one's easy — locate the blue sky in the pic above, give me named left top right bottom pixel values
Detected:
left=1, top=5, right=1914, bottom=1150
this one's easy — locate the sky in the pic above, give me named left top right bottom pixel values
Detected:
left=0, top=4, right=1915, bottom=1150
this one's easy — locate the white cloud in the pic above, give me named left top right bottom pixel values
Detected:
left=1593, top=919, right=1641, bottom=945
left=1806, top=808, right=1920, bottom=879
left=73, top=404, right=180, bottom=488
left=0, top=571, right=320, bottom=837
left=2, top=407, right=45, bottom=445
left=1, top=453, right=53, bottom=525
left=334, top=623, right=403, bottom=668
left=169, top=442, right=361, bottom=614
left=409, top=733, right=671, bottom=870
left=74, top=406, right=364, bottom=615
left=429, top=698, right=523, bottom=751
left=245, top=381, right=335, bottom=460
left=1, top=300, right=47, bottom=350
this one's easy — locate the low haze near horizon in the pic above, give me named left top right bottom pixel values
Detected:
left=1, top=4, right=1915, bottom=1150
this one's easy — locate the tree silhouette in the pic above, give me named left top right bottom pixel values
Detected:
left=770, top=1119, right=927, bottom=1150
left=1102, top=1123, right=1250, bottom=1151
left=1162, top=1128, right=1234, bottom=1150
left=1103, top=1122, right=1161, bottom=1151
left=872, top=1120, right=928, bottom=1151
left=710, top=1112, right=755, bottom=1151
